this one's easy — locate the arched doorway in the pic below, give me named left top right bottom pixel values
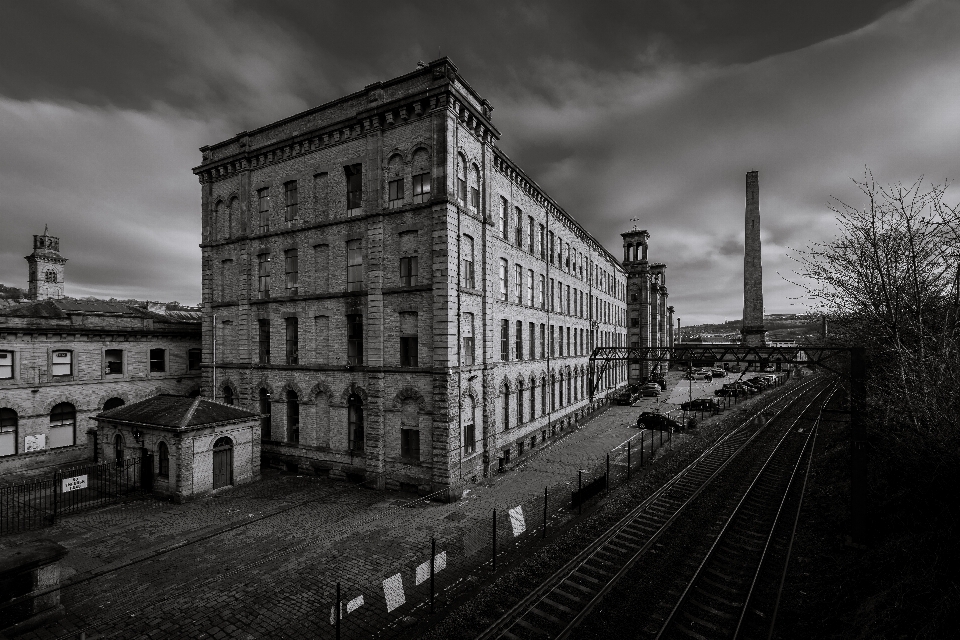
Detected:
left=114, top=433, right=124, bottom=467
left=212, top=436, right=234, bottom=489
left=103, top=397, right=125, bottom=411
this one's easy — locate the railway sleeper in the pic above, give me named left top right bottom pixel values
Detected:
left=692, top=585, right=742, bottom=611
left=513, top=616, right=551, bottom=637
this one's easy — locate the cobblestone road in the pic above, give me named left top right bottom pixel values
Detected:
left=2, top=371, right=764, bottom=640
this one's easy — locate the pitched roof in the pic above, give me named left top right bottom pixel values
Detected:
left=98, top=395, right=258, bottom=429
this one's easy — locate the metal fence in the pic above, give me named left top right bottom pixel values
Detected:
left=0, top=454, right=148, bottom=536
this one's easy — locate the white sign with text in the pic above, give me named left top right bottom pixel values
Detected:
left=62, top=475, right=88, bottom=492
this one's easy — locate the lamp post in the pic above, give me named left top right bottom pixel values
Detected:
left=212, top=313, right=218, bottom=399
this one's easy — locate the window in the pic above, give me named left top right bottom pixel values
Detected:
left=515, top=320, right=523, bottom=361
left=401, top=427, right=420, bottom=461
left=400, top=312, right=418, bottom=367
left=541, top=378, right=547, bottom=415
left=558, top=326, right=564, bottom=357
left=347, top=314, right=363, bottom=365
left=103, top=397, right=124, bottom=411
left=44, top=270, right=57, bottom=283
left=549, top=232, right=555, bottom=265
left=258, top=253, right=271, bottom=298
left=515, top=209, right=523, bottom=247
left=457, top=155, right=467, bottom=203
left=550, top=325, right=555, bottom=356
left=346, top=164, right=363, bottom=214
left=51, top=350, right=72, bottom=377
left=500, top=319, right=509, bottom=361
left=517, top=386, right=524, bottom=425
left=259, top=388, right=271, bottom=441
left=149, top=348, right=166, bottom=373
left=538, top=224, right=545, bottom=259
left=348, top=394, right=364, bottom=452
left=49, top=402, right=75, bottom=449
left=502, top=386, right=510, bottom=431
left=285, top=249, right=298, bottom=292
left=528, top=216, right=535, bottom=252
left=550, top=279, right=555, bottom=311
left=0, top=351, right=13, bottom=379
left=346, top=240, right=363, bottom=291
left=105, top=349, right=123, bottom=375
left=529, top=381, right=536, bottom=420
left=223, top=386, right=234, bottom=405
left=0, top=409, right=16, bottom=457
left=526, top=269, right=534, bottom=306
left=500, top=197, right=509, bottom=238
left=257, top=319, right=271, bottom=364
left=529, top=322, right=535, bottom=360
left=412, top=172, right=430, bottom=204
left=462, top=235, right=475, bottom=289
left=499, top=259, right=508, bottom=301
left=284, top=181, right=298, bottom=221
left=462, top=313, right=475, bottom=366
left=157, top=442, right=169, bottom=478
left=464, top=397, right=476, bottom=455
left=258, top=187, right=270, bottom=232
left=388, top=178, right=403, bottom=208
left=538, top=274, right=545, bottom=309
left=470, top=165, right=481, bottom=210
left=285, top=390, right=299, bottom=443
left=514, top=264, right=522, bottom=303
left=540, top=324, right=546, bottom=359
left=285, top=317, right=298, bottom=365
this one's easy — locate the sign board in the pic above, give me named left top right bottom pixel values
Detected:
left=62, top=475, right=88, bottom=493
left=24, top=434, right=46, bottom=452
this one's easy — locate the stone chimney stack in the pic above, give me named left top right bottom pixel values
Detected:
left=741, top=171, right=765, bottom=346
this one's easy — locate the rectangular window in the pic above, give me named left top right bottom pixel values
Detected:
left=346, top=240, right=363, bottom=291
left=105, top=349, right=123, bottom=375
left=400, top=312, right=418, bottom=367
left=347, top=314, right=363, bottom=365
left=514, top=264, right=522, bottom=303
left=0, top=351, right=13, bottom=379
left=388, top=178, right=403, bottom=208
left=567, top=326, right=571, bottom=356
left=346, top=164, right=363, bottom=214
left=528, top=216, right=535, bottom=252
left=188, top=348, right=202, bottom=371
left=258, top=253, right=271, bottom=298
left=258, top=187, right=270, bottom=232
left=500, top=197, right=509, bottom=239
left=538, top=274, right=545, bottom=309
left=285, top=248, right=298, bottom=292
left=549, top=232, right=555, bottom=265
left=540, top=324, right=546, bottom=359
left=515, top=209, right=523, bottom=247
left=538, top=224, right=545, bottom=259
left=149, top=348, right=165, bottom=373
left=401, top=428, right=420, bottom=461
left=258, top=319, right=270, bottom=364
left=471, top=182, right=480, bottom=210
left=517, top=387, right=524, bottom=425
left=499, top=259, right=508, bottom=301
left=550, top=278, right=555, bottom=311
left=285, top=317, right=299, bottom=365
left=284, top=181, right=298, bottom=221
left=462, top=235, right=475, bottom=289
left=51, top=350, right=72, bottom=377
left=566, top=285, right=571, bottom=315
left=465, top=413, right=476, bottom=455
left=459, top=167, right=468, bottom=203
left=412, top=172, right=431, bottom=204
left=400, top=256, right=418, bottom=287
left=500, top=319, right=509, bottom=361
left=529, top=321, right=535, bottom=360
left=462, top=312, right=475, bottom=366
left=558, top=326, right=564, bottom=356
left=515, top=320, right=523, bottom=361
left=526, top=269, right=534, bottom=306
left=550, top=325, right=555, bottom=357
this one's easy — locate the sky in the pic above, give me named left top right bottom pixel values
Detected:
left=1, top=0, right=958, bottom=324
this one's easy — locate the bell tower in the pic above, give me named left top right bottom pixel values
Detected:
left=25, top=226, right=67, bottom=300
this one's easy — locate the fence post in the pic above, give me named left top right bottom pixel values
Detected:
left=578, top=470, right=583, bottom=515
left=52, top=472, right=59, bottom=525
left=627, top=440, right=631, bottom=480
left=543, top=486, right=548, bottom=539
left=336, top=581, right=341, bottom=640
left=492, top=509, right=497, bottom=573
left=640, top=434, right=644, bottom=467
left=430, top=537, right=436, bottom=613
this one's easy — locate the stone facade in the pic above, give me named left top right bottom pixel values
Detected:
left=193, top=58, right=630, bottom=496
left=621, top=230, right=672, bottom=382
left=25, top=229, right=66, bottom=301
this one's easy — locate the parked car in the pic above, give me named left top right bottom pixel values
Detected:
left=636, top=412, right=682, bottom=431
left=764, top=364, right=777, bottom=372
left=683, top=370, right=713, bottom=381
left=639, top=385, right=661, bottom=397
left=715, top=387, right=746, bottom=397
left=680, top=398, right=722, bottom=412
left=616, top=385, right=641, bottom=405
left=710, top=368, right=728, bottom=378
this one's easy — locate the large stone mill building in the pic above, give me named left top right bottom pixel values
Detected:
left=192, top=58, right=669, bottom=496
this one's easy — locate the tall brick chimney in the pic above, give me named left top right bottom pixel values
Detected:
left=741, top=171, right=765, bottom=346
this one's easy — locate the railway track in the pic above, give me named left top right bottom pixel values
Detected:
left=652, top=383, right=836, bottom=640
left=475, top=376, right=833, bottom=640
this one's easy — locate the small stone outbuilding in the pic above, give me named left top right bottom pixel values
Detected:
left=95, top=394, right=260, bottom=501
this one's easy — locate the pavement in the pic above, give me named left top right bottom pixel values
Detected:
left=0, top=369, right=772, bottom=640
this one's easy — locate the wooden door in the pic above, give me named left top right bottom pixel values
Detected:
left=212, top=437, right=233, bottom=489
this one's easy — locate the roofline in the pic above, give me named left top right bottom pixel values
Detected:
left=95, top=414, right=259, bottom=433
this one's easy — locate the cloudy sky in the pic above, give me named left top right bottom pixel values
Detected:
left=2, top=0, right=958, bottom=324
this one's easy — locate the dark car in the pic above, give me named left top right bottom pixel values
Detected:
left=616, top=385, right=641, bottom=405
left=710, top=368, right=727, bottom=378
left=637, top=412, right=682, bottom=431
left=681, top=398, right=722, bottom=412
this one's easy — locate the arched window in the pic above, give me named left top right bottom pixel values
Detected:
left=516, top=383, right=524, bottom=426
left=103, top=397, right=125, bottom=411
left=529, top=378, right=537, bottom=420
left=223, top=386, right=234, bottom=405
left=457, top=153, right=467, bottom=202
left=44, top=270, right=57, bottom=283
left=463, top=396, right=476, bottom=455
left=348, top=393, right=364, bottom=452
left=286, top=390, right=299, bottom=443
left=470, top=164, right=481, bottom=210
left=214, top=200, right=224, bottom=239
left=399, top=401, right=419, bottom=461
left=259, top=389, right=271, bottom=441
left=502, top=383, right=510, bottom=431
left=157, top=441, right=169, bottom=478
left=541, top=378, right=547, bottom=415
left=559, top=373, right=565, bottom=406
left=0, top=408, right=17, bottom=456
left=49, top=402, right=76, bottom=449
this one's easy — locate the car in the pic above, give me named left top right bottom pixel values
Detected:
left=715, top=387, right=746, bottom=397
left=640, top=382, right=661, bottom=391
left=683, top=370, right=713, bottom=381
left=636, top=412, right=682, bottom=431
left=763, top=364, right=777, bottom=372
left=616, top=385, right=641, bottom=405
left=639, top=386, right=661, bottom=397
left=710, top=368, right=727, bottom=378
left=680, top=398, right=722, bottom=412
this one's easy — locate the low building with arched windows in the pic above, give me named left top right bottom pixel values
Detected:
left=0, top=230, right=203, bottom=476
left=94, top=394, right=260, bottom=500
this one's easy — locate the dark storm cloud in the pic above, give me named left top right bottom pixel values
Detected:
left=0, top=0, right=955, bottom=324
